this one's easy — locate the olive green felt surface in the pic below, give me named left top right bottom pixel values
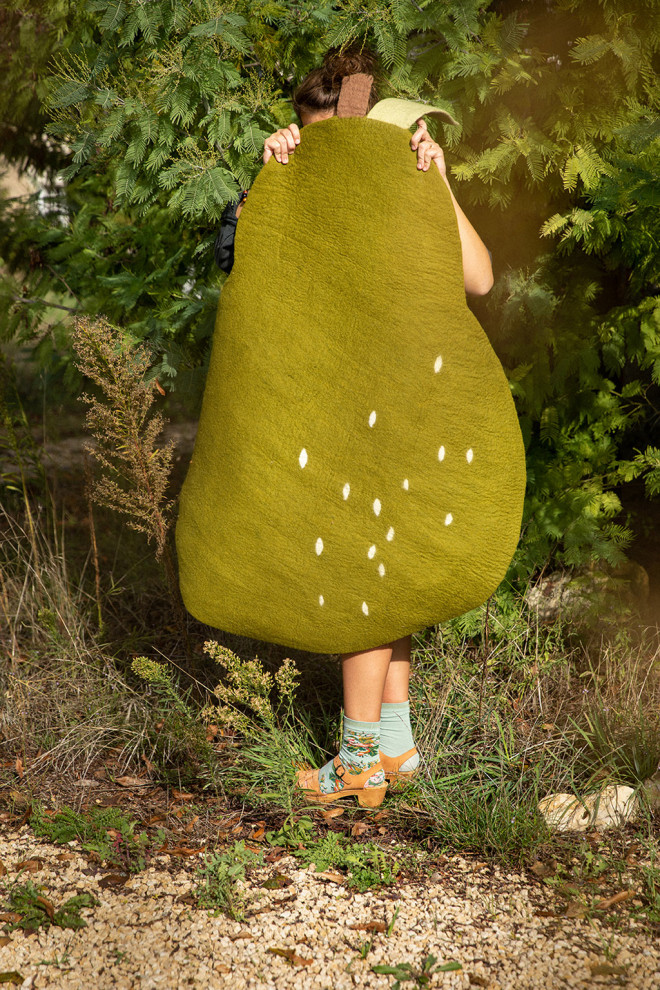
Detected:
left=176, top=114, right=526, bottom=654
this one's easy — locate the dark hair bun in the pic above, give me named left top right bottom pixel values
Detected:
left=321, top=46, right=378, bottom=88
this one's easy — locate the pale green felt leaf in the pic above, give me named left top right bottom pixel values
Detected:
left=367, top=98, right=459, bottom=129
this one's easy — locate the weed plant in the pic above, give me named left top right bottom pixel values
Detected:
left=266, top=816, right=399, bottom=892
left=30, top=804, right=163, bottom=873
left=1, top=879, right=98, bottom=933
left=195, top=840, right=262, bottom=919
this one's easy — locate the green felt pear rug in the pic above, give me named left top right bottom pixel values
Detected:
left=176, top=101, right=526, bottom=654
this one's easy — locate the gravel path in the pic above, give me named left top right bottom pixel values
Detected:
left=1, top=827, right=658, bottom=989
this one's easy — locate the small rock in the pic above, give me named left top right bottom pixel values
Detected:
left=539, top=786, right=638, bottom=832
left=538, top=793, right=591, bottom=832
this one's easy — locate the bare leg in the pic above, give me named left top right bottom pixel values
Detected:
left=341, top=642, right=393, bottom=721
left=382, top=635, right=412, bottom=703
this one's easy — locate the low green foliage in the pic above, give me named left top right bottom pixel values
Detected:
left=204, top=643, right=331, bottom=811
left=1, top=879, right=97, bottom=934
left=372, top=954, right=462, bottom=989
left=130, top=655, right=218, bottom=787
left=195, top=840, right=262, bottom=920
left=267, top=817, right=398, bottom=892
left=30, top=805, right=163, bottom=873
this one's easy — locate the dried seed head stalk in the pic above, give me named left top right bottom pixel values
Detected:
left=71, top=317, right=174, bottom=559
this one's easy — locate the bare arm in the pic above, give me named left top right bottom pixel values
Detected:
left=411, top=119, right=494, bottom=296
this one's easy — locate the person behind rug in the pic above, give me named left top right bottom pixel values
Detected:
left=214, top=47, right=494, bottom=806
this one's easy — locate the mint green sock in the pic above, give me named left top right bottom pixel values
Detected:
left=317, top=716, right=385, bottom=794
left=379, top=701, right=419, bottom=771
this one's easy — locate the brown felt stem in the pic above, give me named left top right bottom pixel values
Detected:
left=336, top=73, right=373, bottom=118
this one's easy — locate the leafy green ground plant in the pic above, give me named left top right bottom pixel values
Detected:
left=195, top=840, right=262, bottom=920
left=372, top=954, right=461, bottom=989
left=30, top=805, right=163, bottom=873
left=1, top=879, right=97, bottom=934
left=266, top=817, right=398, bottom=892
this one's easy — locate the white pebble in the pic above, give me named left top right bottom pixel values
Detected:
left=299, top=448, right=308, bottom=468
left=444, top=513, right=453, bottom=526
left=315, top=538, right=324, bottom=555
left=466, top=448, right=474, bottom=463
left=362, top=601, right=369, bottom=616
left=368, top=411, right=377, bottom=428
left=319, top=595, right=324, bottom=606
left=402, top=478, right=409, bottom=490
left=343, top=483, right=350, bottom=500
left=378, top=563, right=385, bottom=577
left=434, top=355, right=443, bottom=373
left=386, top=527, right=394, bottom=541
left=373, top=499, right=381, bottom=516
left=438, top=445, right=445, bottom=461
left=367, top=545, right=376, bottom=559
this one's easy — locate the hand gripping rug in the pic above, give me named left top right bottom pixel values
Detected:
left=176, top=99, right=527, bottom=654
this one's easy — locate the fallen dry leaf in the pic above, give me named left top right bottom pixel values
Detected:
left=146, top=813, right=167, bottom=826
left=16, top=859, right=43, bottom=874
left=348, top=921, right=387, bottom=933
left=350, top=822, right=370, bottom=838
left=0, top=862, right=6, bottom=877
left=14, top=758, right=24, bottom=780
left=7, top=791, right=28, bottom=808
left=0, top=973, right=24, bottom=986
left=267, top=947, right=312, bottom=967
left=261, top=873, right=292, bottom=890
left=314, top=870, right=345, bottom=885
left=0, top=939, right=11, bottom=948
left=565, top=900, right=586, bottom=919
left=36, top=897, right=55, bottom=923
left=320, top=807, right=344, bottom=821
left=0, top=914, right=22, bottom=925
left=184, top=816, right=200, bottom=834
left=230, top=930, right=252, bottom=941
left=55, top=853, right=76, bottom=862
left=171, top=788, right=193, bottom=801
left=469, top=976, right=489, bottom=988
left=594, top=890, right=634, bottom=911
left=141, top=755, right=156, bottom=773
left=206, top=724, right=219, bottom=741
left=115, top=775, right=150, bottom=788
left=215, top=964, right=230, bottom=974
left=265, top=846, right=285, bottom=864
left=99, top=873, right=129, bottom=889
left=530, top=860, right=556, bottom=879
left=251, top=826, right=265, bottom=840
left=159, top=844, right=205, bottom=857
left=590, top=963, right=629, bottom=977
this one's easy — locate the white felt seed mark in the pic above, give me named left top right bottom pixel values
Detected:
left=315, top=538, right=324, bottom=555
left=368, top=410, right=377, bottom=428
left=438, top=445, right=446, bottom=462
left=403, top=478, right=409, bottom=490
left=386, top=527, right=395, bottom=541
left=466, top=448, right=474, bottom=463
left=299, top=448, right=308, bottom=468
left=445, top=513, right=453, bottom=526
left=373, top=499, right=381, bottom=516
left=434, top=355, right=443, bottom=373
left=362, top=601, right=369, bottom=616
left=367, top=545, right=376, bottom=559
left=378, top=563, right=385, bottom=577
left=343, top=483, right=350, bottom=500
left=319, top=595, right=324, bottom=606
